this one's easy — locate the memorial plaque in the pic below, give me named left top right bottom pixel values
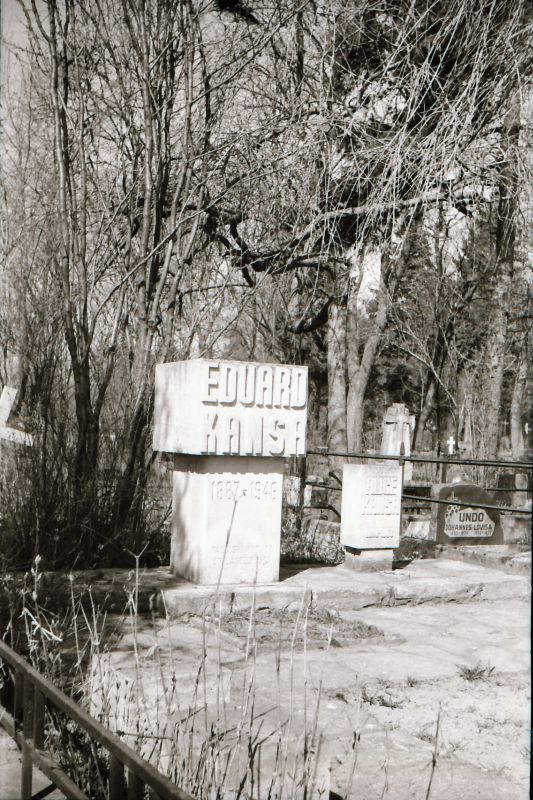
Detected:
left=154, top=359, right=307, bottom=457
left=340, top=462, right=402, bottom=549
left=434, top=482, right=503, bottom=546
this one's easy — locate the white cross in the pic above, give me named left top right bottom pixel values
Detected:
left=0, top=386, right=33, bottom=447
left=446, top=435, right=455, bottom=455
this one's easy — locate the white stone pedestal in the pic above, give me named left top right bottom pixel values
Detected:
left=170, top=455, right=284, bottom=584
left=340, top=462, right=402, bottom=572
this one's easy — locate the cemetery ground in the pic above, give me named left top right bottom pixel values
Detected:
left=0, top=555, right=530, bottom=799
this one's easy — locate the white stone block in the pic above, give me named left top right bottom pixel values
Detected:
left=154, top=359, right=307, bottom=457
left=0, top=425, right=33, bottom=446
left=340, top=462, right=402, bottom=549
left=170, top=455, right=284, bottom=584
left=0, top=386, right=33, bottom=447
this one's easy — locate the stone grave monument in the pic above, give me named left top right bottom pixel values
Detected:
left=153, top=359, right=308, bottom=584
left=434, top=482, right=503, bottom=546
left=339, top=403, right=411, bottom=571
left=380, top=403, right=415, bottom=482
left=340, top=460, right=403, bottom=571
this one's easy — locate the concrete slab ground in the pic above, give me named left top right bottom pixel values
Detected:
left=81, top=563, right=530, bottom=800
left=0, top=728, right=66, bottom=800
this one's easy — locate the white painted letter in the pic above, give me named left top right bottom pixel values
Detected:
left=273, top=367, right=291, bottom=409
left=266, top=418, right=285, bottom=455
left=242, top=416, right=264, bottom=456
left=221, top=416, right=240, bottom=455
left=293, top=419, right=304, bottom=456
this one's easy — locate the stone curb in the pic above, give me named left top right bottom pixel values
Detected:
left=156, top=560, right=529, bottom=617
left=12, top=557, right=529, bottom=618
left=436, top=545, right=531, bottom=575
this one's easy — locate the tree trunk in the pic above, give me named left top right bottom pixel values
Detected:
left=412, top=378, right=436, bottom=451
left=345, top=271, right=361, bottom=451
left=483, top=97, right=519, bottom=458
left=510, top=347, right=527, bottom=458
left=346, top=235, right=407, bottom=451
left=455, top=367, right=474, bottom=455
left=327, top=298, right=348, bottom=453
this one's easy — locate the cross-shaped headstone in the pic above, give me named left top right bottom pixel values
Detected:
left=0, top=386, right=33, bottom=447
left=446, top=435, right=455, bottom=455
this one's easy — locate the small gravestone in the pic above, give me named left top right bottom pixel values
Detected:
left=284, top=475, right=312, bottom=508
left=341, top=461, right=402, bottom=571
left=153, top=359, right=308, bottom=585
left=434, top=482, right=503, bottom=546
left=339, top=403, right=412, bottom=572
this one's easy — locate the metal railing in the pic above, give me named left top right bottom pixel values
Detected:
left=307, top=447, right=533, bottom=470
left=304, top=448, right=532, bottom=517
left=0, top=639, right=194, bottom=800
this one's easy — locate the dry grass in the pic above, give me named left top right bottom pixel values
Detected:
left=457, top=661, right=496, bottom=682
left=0, top=556, right=466, bottom=799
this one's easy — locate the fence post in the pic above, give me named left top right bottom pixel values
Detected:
left=399, top=442, right=405, bottom=536
left=21, top=677, right=34, bottom=800
left=127, top=770, right=145, bottom=800
left=110, top=753, right=126, bottom=800
left=14, top=669, right=24, bottom=728
left=33, top=687, right=46, bottom=750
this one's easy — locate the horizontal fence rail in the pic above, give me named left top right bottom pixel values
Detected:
left=307, top=447, right=533, bottom=470
left=401, top=493, right=531, bottom=516
left=305, top=481, right=530, bottom=515
left=0, top=639, right=194, bottom=800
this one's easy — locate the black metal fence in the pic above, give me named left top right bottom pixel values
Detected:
left=304, top=448, right=532, bottom=517
left=0, top=639, right=193, bottom=800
